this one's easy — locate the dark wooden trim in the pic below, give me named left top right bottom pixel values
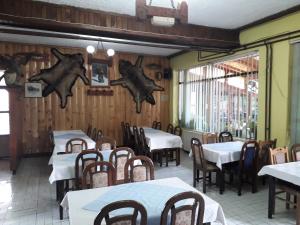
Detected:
left=23, top=152, right=51, bottom=158
left=238, top=5, right=300, bottom=31
left=87, top=54, right=112, bottom=66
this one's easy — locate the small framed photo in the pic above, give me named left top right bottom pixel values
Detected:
left=25, top=82, right=42, bottom=98
left=91, top=62, right=109, bottom=87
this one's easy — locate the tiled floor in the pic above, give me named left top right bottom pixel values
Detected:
left=0, top=152, right=296, bottom=225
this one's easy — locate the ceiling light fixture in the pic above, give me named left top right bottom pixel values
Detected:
left=86, top=45, right=95, bottom=54
left=106, top=48, right=115, bottom=57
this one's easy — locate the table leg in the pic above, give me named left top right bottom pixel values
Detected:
left=268, top=176, right=275, bottom=219
left=166, top=150, right=169, bottom=167
left=297, top=192, right=300, bottom=225
left=176, top=148, right=180, bottom=166
left=57, top=180, right=64, bottom=220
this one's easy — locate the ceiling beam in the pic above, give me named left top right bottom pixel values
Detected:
left=0, top=0, right=240, bottom=50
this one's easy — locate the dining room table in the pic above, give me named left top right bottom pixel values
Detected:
left=61, top=177, right=227, bottom=225
left=258, top=161, right=300, bottom=224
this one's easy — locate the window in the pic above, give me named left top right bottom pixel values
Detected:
left=0, top=70, right=10, bottom=135
left=179, top=53, right=259, bottom=139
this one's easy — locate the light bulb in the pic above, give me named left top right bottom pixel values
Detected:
left=86, top=45, right=95, bottom=54
left=107, top=48, right=115, bottom=57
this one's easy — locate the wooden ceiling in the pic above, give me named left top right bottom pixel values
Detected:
left=0, top=0, right=240, bottom=52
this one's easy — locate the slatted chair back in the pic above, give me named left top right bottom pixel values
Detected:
left=203, top=133, right=218, bottom=144
left=218, top=131, right=233, bottom=142
left=269, top=147, right=289, bottom=165
left=91, top=128, right=97, bottom=141
left=132, top=126, right=141, bottom=155
left=94, top=200, right=147, bottom=225
left=152, top=120, right=157, bottom=129
left=291, top=143, right=300, bottom=162
left=258, top=139, right=277, bottom=168
left=95, top=129, right=103, bottom=142
left=82, top=161, right=115, bottom=189
left=96, top=136, right=116, bottom=151
left=121, top=122, right=126, bottom=146
left=109, top=147, right=135, bottom=183
left=65, top=138, right=88, bottom=153
left=48, top=126, right=54, bottom=151
left=191, top=137, right=206, bottom=170
left=86, top=124, right=92, bottom=137
left=173, top=126, right=182, bottom=136
left=239, top=140, right=259, bottom=171
left=75, top=150, right=103, bottom=190
left=124, top=156, right=154, bottom=183
left=156, top=122, right=162, bottom=130
left=139, top=128, right=150, bottom=155
left=166, top=124, right=174, bottom=134
left=125, top=123, right=133, bottom=148
left=160, top=191, right=204, bottom=225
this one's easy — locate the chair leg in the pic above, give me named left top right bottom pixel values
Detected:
left=286, top=193, right=291, bottom=209
left=208, top=172, right=212, bottom=184
left=159, top=152, right=162, bottom=167
left=294, top=195, right=297, bottom=209
left=193, top=167, right=196, bottom=187
left=252, top=173, right=257, bottom=193
left=238, top=173, right=243, bottom=196
left=203, top=171, right=206, bottom=193
left=166, top=151, right=169, bottom=167
left=197, top=169, right=200, bottom=182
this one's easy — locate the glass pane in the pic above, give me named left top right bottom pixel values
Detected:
left=0, top=70, right=6, bottom=86
left=0, top=90, right=9, bottom=111
left=0, top=113, right=10, bottom=135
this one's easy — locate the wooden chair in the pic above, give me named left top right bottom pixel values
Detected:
left=48, top=126, right=54, bottom=152
left=65, top=138, right=88, bottom=153
left=95, top=129, right=103, bottom=142
left=86, top=124, right=92, bottom=137
left=291, top=143, right=300, bottom=161
left=156, top=121, right=162, bottom=130
left=82, top=161, right=115, bottom=189
left=75, top=150, right=103, bottom=190
left=166, top=123, right=174, bottom=134
left=236, top=140, right=259, bottom=196
left=173, top=126, right=182, bottom=136
left=219, top=131, right=233, bottom=142
left=257, top=138, right=277, bottom=185
left=94, top=200, right=147, bottom=225
left=152, top=120, right=157, bottom=129
left=160, top=191, right=204, bottom=225
left=191, top=137, right=223, bottom=194
left=132, top=125, right=141, bottom=155
left=96, top=136, right=116, bottom=151
left=91, top=128, right=98, bottom=141
left=109, top=147, right=135, bottom=184
left=202, top=133, right=218, bottom=144
left=125, top=122, right=133, bottom=148
left=269, top=147, right=297, bottom=211
left=124, top=156, right=154, bottom=183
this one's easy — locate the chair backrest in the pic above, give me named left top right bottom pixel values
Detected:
left=48, top=126, right=54, bottom=150
left=97, top=136, right=117, bottom=151
left=75, top=150, right=103, bottom=189
left=269, top=147, right=289, bottom=165
left=173, top=126, right=182, bottom=136
left=132, top=126, right=140, bottom=155
left=109, top=147, right=135, bottom=182
left=124, top=156, right=154, bottom=183
left=95, top=129, right=103, bottom=142
left=65, top=138, right=88, bottom=153
left=191, top=137, right=206, bottom=169
left=258, top=139, right=277, bottom=167
left=82, top=161, right=115, bottom=189
left=139, top=128, right=150, bottom=155
left=125, top=123, right=133, bottom=147
left=203, top=133, right=218, bottom=144
left=291, top=143, right=300, bottom=162
left=239, top=140, right=259, bottom=171
left=160, top=191, right=204, bottom=225
left=156, top=122, right=162, bottom=130
left=166, top=124, right=174, bottom=134
left=91, top=128, right=97, bottom=141
left=152, top=121, right=157, bottom=129
left=86, top=124, right=92, bottom=137
left=218, top=131, right=233, bottom=142
left=94, top=200, right=147, bottom=225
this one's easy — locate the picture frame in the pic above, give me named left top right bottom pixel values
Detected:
left=91, top=62, right=109, bottom=87
left=24, top=82, right=42, bottom=98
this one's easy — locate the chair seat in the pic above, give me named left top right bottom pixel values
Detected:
left=206, top=162, right=220, bottom=171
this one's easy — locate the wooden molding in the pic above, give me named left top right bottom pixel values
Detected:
left=87, top=89, right=114, bottom=96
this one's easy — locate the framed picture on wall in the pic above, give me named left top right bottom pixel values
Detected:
left=24, top=82, right=42, bottom=97
left=91, top=62, right=109, bottom=87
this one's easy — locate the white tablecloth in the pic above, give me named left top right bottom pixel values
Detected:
left=49, top=150, right=112, bottom=184
left=258, top=161, right=300, bottom=186
left=190, top=141, right=244, bottom=169
left=49, top=130, right=96, bottom=165
left=143, top=128, right=183, bottom=151
left=61, top=177, right=227, bottom=225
